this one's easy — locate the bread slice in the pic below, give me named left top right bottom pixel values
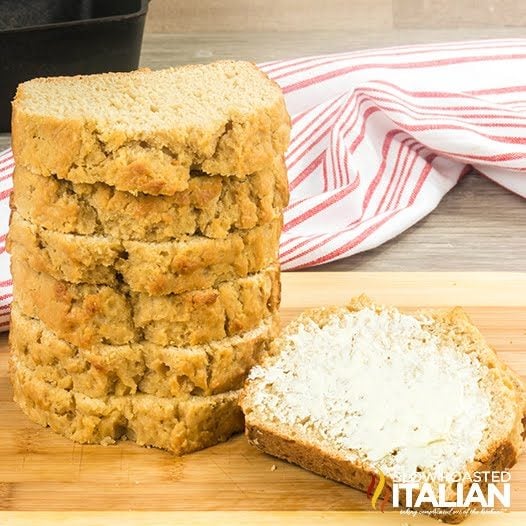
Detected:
left=12, top=62, right=290, bottom=196
left=12, top=258, right=281, bottom=347
left=11, top=304, right=279, bottom=399
left=8, top=211, right=282, bottom=295
left=10, top=356, right=243, bottom=455
left=240, top=296, right=526, bottom=523
left=12, top=158, right=289, bottom=242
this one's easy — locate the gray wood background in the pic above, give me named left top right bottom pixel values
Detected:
left=145, top=0, right=526, bottom=33
left=1, top=2, right=525, bottom=271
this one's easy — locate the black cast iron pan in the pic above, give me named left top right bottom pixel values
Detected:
left=0, top=0, right=149, bottom=132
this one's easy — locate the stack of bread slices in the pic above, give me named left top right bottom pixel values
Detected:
left=7, top=61, right=290, bottom=454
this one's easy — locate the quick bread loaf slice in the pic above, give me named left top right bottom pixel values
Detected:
left=12, top=258, right=281, bottom=347
left=12, top=159, right=289, bottom=241
left=10, top=356, right=243, bottom=455
left=8, top=212, right=282, bottom=295
left=12, top=62, right=290, bottom=196
left=240, top=296, right=526, bottom=523
left=11, top=305, right=280, bottom=399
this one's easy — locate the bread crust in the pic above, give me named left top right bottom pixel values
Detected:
left=245, top=421, right=383, bottom=505
left=8, top=212, right=282, bottom=295
left=12, top=63, right=291, bottom=195
left=10, top=306, right=280, bottom=399
left=10, top=357, right=244, bottom=455
left=241, top=295, right=526, bottom=523
left=12, top=259, right=281, bottom=347
left=11, top=160, right=289, bottom=241
left=245, top=422, right=521, bottom=523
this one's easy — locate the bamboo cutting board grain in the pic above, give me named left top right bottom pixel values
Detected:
left=0, top=272, right=525, bottom=518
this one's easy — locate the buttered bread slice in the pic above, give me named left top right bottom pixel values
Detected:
left=241, top=296, right=526, bottom=523
left=12, top=61, right=290, bottom=195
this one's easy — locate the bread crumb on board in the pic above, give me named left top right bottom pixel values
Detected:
left=270, top=464, right=277, bottom=472
left=100, top=436, right=116, bottom=446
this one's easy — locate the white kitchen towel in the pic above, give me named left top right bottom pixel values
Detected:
left=1, top=39, right=525, bottom=328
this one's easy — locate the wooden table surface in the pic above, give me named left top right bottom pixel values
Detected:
left=1, top=272, right=526, bottom=523
left=1, top=29, right=524, bottom=271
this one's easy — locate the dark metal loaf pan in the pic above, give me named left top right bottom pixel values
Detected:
left=0, top=0, right=149, bottom=132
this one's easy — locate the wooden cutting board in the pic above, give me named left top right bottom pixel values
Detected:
left=1, top=272, right=525, bottom=524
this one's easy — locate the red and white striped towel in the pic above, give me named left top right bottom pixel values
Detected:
left=1, top=39, right=525, bottom=329
left=0, top=147, right=13, bottom=330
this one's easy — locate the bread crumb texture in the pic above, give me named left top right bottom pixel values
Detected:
left=11, top=305, right=280, bottom=399
left=12, top=158, right=289, bottom=241
left=8, top=211, right=282, bottom=295
left=10, top=356, right=244, bottom=455
left=12, top=62, right=291, bottom=195
left=12, top=259, right=281, bottom=348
